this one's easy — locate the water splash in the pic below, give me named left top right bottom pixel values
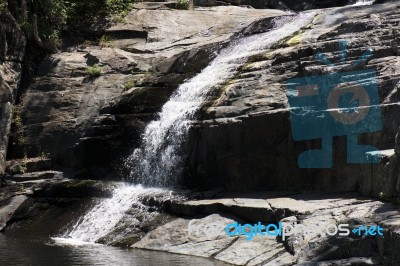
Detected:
left=54, top=12, right=317, bottom=246
left=126, top=12, right=316, bottom=187
left=351, top=0, right=374, bottom=6
left=54, top=184, right=171, bottom=244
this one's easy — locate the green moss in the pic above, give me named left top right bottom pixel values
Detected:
left=123, top=79, right=136, bottom=91
left=0, top=0, right=6, bottom=13
left=99, top=35, right=115, bottom=48
left=85, top=64, right=102, bottom=78
left=286, top=32, right=304, bottom=46
left=176, top=0, right=193, bottom=10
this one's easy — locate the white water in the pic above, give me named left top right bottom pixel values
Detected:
left=54, top=12, right=316, bottom=246
left=126, top=12, right=316, bottom=187
left=352, top=0, right=374, bottom=6
left=54, top=184, right=171, bottom=244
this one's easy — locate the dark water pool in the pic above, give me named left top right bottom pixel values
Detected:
left=0, top=234, right=228, bottom=266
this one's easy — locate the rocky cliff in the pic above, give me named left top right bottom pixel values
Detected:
left=2, top=1, right=400, bottom=265
left=188, top=3, right=400, bottom=195
left=0, top=6, right=25, bottom=177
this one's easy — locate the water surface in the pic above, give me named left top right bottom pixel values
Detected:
left=0, top=234, right=228, bottom=266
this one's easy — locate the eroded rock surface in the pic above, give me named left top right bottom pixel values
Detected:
left=0, top=8, right=25, bottom=177
left=188, top=2, right=400, bottom=193
left=15, top=5, right=286, bottom=176
left=133, top=193, right=400, bottom=265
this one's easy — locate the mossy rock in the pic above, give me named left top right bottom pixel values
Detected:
left=286, top=33, right=304, bottom=46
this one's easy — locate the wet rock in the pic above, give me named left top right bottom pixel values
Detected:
left=32, top=179, right=113, bottom=198
left=281, top=0, right=350, bottom=11
left=0, top=195, right=27, bottom=231
left=99, top=213, right=176, bottom=248
left=3, top=196, right=94, bottom=237
left=195, top=0, right=280, bottom=8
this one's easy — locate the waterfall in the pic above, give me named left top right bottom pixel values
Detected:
left=53, top=184, right=172, bottom=245
left=126, top=12, right=316, bottom=187
left=54, top=12, right=316, bottom=245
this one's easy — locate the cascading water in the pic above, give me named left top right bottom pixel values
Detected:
left=126, top=12, right=317, bottom=187
left=54, top=12, right=316, bottom=245
left=352, top=0, right=374, bottom=6
left=53, top=184, right=173, bottom=245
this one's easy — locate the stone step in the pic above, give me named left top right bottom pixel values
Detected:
left=9, top=171, right=63, bottom=183
left=135, top=193, right=400, bottom=265
left=166, top=192, right=380, bottom=223
left=6, top=157, right=52, bottom=175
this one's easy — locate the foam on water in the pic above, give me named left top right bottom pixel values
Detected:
left=352, top=0, right=374, bottom=6
left=54, top=184, right=170, bottom=244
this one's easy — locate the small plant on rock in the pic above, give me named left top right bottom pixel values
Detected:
left=123, top=79, right=136, bottom=91
left=99, top=35, right=114, bottom=48
left=85, top=64, right=102, bottom=78
left=176, top=0, right=192, bottom=10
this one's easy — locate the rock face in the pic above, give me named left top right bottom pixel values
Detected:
left=0, top=9, right=26, bottom=177
left=14, top=5, right=285, bottom=175
left=280, top=0, right=350, bottom=11
left=211, top=0, right=280, bottom=9
left=133, top=192, right=400, bottom=265
left=2, top=2, right=400, bottom=265
left=0, top=195, right=27, bottom=231
left=188, top=3, right=400, bottom=193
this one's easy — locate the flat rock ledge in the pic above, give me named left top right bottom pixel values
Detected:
left=133, top=193, right=400, bottom=265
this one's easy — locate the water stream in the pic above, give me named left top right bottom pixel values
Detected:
left=54, top=184, right=171, bottom=244
left=126, top=12, right=316, bottom=187
left=55, top=11, right=316, bottom=247
left=352, top=0, right=374, bottom=6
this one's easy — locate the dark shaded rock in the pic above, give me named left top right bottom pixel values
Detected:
left=6, top=157, right=52, bottom=175
left=0, top=195, right=27, bottom=231
left=0, top=9, right=26, bottom=177
left=11, top=170, right=63, bottom=182
left=32, top=179, right=112, bottom=198
left=281, top=0, right=350, bottom=11
left=4, top=196, right=94, bottom=238
left=12, top=6, right=285, bottom=177
left=196, top=0, right=280, bottom=8
left=98, top=213, right=176, bottom=248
